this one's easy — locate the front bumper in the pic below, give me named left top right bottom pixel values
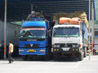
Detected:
left=18, top=48, right=46, bottom=55
left=52, top=47, right=80, bottom=54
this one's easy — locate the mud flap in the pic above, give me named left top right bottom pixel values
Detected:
left=84, top=47, right=87, bottom=57
left=78, top=50, right=84, bottom=61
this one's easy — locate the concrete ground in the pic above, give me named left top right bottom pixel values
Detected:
left=0, top=55, right=98, bottom=73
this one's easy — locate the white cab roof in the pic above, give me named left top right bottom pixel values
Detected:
left=53, top=24, right=80, bottom=28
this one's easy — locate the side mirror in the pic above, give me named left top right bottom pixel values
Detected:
left=48, top=29, right=52, bottom=37
left=49, top=32, right=52, bottom=37
left=0, top=43, right=2, bottom=47
left=15, top=29, right=20, bottom=37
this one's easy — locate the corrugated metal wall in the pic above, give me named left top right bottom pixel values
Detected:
left=0, top=0, right=95, bottom=21
left=32, top=1, right=89, bottom=17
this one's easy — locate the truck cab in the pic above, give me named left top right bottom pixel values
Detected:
left=18, top=19, right=52, bottom=60
left=52, top=17, right=88, bottom=61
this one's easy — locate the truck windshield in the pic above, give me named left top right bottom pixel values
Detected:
left=20, top=28, right=46, bottom=39
left=53, top=27, right=80, bottom=37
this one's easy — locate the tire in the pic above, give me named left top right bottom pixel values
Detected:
left=53, top=54, right=58, bottom=61
left=42, top=55, right=51, bottom=61
left=22, top=55, right=27, bottom=60
left=44, top=47, right=52, bottom=60
left=84, top=47, right=87, bottom=57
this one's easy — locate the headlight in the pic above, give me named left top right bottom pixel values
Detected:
left=54, top=45, right=60, bottom=47
left=40, top=49, right=45, bottom=52
left=72, top=45, right=79, bottom=47
left=19, top=49, right=24, bottom=52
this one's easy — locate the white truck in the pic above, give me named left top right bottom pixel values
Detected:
left=52, top=17, right=88, bottom=61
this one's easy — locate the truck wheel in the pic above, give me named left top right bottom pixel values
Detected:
left=78, top=51, right=83, bottom=61
left=53, top=54, right=58, bottom=61
left=84, top=47, right=87, bottom=57
left=22, top=55, right=27, bottom=60
left=43, top=55, right=51, bottom=61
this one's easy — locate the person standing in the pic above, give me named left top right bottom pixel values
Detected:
left=8, top=41, right=14, bottom=63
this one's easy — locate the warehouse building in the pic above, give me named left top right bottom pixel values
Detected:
left=0, top=0, right=95, bottom=21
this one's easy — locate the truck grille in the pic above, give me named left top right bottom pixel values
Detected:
left=55, top=43, right=78, bottom=48
left=24, top=44, right=40, bottom=48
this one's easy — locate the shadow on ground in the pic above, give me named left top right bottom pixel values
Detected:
left=11, top=56, right=81, bottom=62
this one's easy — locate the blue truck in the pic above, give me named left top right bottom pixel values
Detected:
left=18, top=18, right=52, bottom=60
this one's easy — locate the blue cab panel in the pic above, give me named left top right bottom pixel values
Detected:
left=18, top=20, right=49, bottom=56
left=22, top=21, right=47, bottom=28
left=19, top=40, right=47, bottom=55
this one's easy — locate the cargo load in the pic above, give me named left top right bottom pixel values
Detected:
left=59, top=17, right=81, bottom=25
left=53, top=11, right=89, bottom=29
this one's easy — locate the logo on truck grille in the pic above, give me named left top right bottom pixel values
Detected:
left=24, top=44, right=39, bottom=48
left=30, top=44, right=33, bottom=47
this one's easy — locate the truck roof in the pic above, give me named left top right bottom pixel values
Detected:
left=22, top=21, right=47, bottom=28
left=53, top=24, right=80, bottom=28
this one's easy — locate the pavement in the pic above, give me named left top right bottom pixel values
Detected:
left=0, top=55, right=98, bottom=73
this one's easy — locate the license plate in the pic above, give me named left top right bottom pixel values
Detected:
left=28, top=50, right=35, bottom=52
left=62, top=48, right=70, bottom=51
